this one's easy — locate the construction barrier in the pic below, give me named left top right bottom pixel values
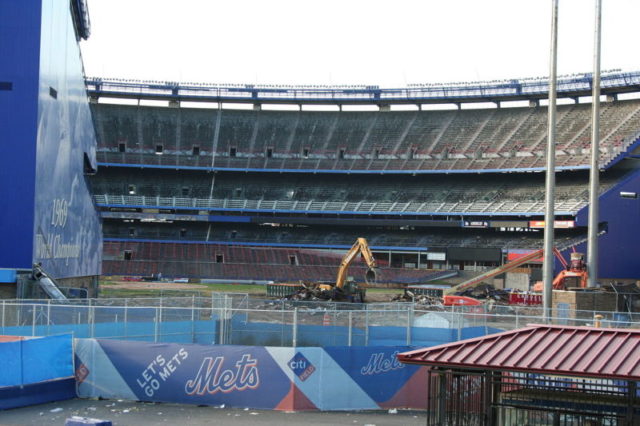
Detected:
left=405, top=286, right=445, bottom=298
left=508, top=292, right=543, bottom=306
left=266, top=283, right=304, bottom=297
left=75, top=338, right=428, bottom=411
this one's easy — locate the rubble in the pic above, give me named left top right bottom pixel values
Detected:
left=280, top=282, right=350, bottom=302
left=392, top=292, right=445, bottom=308
left=454, top=283, right=511, bottom=303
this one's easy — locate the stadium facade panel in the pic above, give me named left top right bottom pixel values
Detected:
left=0, top=0, right=101, bottom=293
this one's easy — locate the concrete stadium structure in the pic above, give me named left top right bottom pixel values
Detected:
left=88, top=74, right=640, bottom=282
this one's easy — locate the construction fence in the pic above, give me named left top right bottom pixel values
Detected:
left=1, top=294, right=638, bottom=347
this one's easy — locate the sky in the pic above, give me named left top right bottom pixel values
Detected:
left=80, top=0, right=640, bottom=88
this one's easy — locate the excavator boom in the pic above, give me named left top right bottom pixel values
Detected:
left=335, top=238, right=377, bottom=289
left=445, top=248, right=544, bottom=295
left=448, top=246, right=587, bottom=295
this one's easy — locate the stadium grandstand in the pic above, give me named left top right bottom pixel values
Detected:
left=88, top=72, right=640, bottom=283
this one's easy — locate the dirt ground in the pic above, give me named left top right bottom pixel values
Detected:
left=101, top=280, right=402, bottom=302
left=0, top=398, right=426, bottom=426
left=100, top=281, right=209, bottom=291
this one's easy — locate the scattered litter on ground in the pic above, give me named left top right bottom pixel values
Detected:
left=50, top=408, right=63, bottom=413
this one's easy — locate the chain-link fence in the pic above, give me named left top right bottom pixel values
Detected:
left=1, top=295, right=638, bottom=347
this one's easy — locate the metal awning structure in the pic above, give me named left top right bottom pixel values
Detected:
left=398, top=324, right=640, bottom=380
left=398, top=325, right=640, bottom=425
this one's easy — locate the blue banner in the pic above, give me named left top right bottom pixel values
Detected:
left=75, top=339, right=428, bottom=411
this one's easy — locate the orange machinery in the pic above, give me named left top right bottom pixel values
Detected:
left=532, top=251, right=588, bottom=291
left=447, top=247, right=587, bottom=296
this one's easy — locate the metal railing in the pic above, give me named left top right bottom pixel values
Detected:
left=86, top=71, right=640, bottom=105
left=93, top=193, right=586, bottom=216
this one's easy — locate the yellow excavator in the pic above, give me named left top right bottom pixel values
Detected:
left=318, top=237, right=378, bottom=303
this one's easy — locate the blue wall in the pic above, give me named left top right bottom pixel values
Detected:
left=0, top=1, right=42, bottom=269
left=576, top=168, right=640, bottom=279
left=0, top=0, right=101, bottom=278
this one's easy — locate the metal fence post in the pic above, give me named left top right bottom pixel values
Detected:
left=292, top=307, right=298, bottom=348
left=90, top=305, right=95, bottom=338
left=124, top=298, right=128, bottom=339
left=406, top=308, right=412, bottom=345
left=1, top=300, right=4, bottom=333
left=484, top=305, right=488, bottom=335
left=217, top=306, right=222, bottom=345
left=88, top=298, right=93, bottom=338
left=191, top=297, right=196, bottom=344
left=31, top=304, right=36, bottom=336
left=154, top=307, right=159, bottom=343
left=365, top=309, right=369, bottom=347
left=158, top=298, right=163, bottom=341
left=47, top=299, right=51, bottom=336
left=348, top=311, right=353, bottom=347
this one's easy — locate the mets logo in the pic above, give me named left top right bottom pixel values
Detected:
left=288, top=352, right=316, bottom=381
left=184, top=354, right=259, bottom=395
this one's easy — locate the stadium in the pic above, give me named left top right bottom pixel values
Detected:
left=3, top=0, right=640, bottom=424
left=89, top=74, right=640, bottom=283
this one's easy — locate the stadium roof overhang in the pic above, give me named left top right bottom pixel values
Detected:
left=85, top=71, right=640, bottom=107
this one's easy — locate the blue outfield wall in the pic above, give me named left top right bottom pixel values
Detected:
left=0, top=334, right=76, bottom=409
left=227, top=316, right=503, bottom=347
left=0, top=309, right=504, bottom=347
left=0, top=320, right=218, bottom=344
left=75, top=339, right=430, bottom=411
left=0, top=319, right=501, bottom=347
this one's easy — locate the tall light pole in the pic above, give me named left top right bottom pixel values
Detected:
left=587, top=0, right=602, bottom=288
left=543, top=0, right=559, bottom=322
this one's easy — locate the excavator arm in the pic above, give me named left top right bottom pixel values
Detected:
left=335, top=238, right=377, bottom=289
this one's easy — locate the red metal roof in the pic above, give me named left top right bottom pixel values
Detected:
left=398, top=324, right=640, bottom=380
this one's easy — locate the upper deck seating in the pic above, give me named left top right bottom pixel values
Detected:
left=93, top=99, right=640, bottom=171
